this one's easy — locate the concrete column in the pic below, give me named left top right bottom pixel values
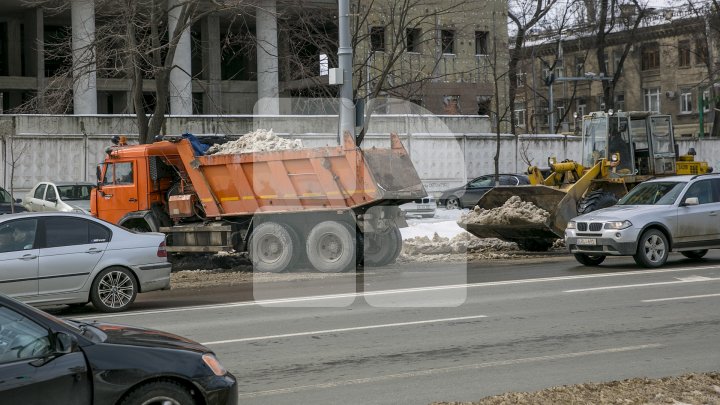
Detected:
left=71, top=0, right=97, bottom=114
left=25, top=8, right=46, bottom=112
left=168, top=0, right=193, bottom=115
left=256, top=0, right=279, bottom=115
left=7, top=19, right=23, bottom=109
left=201, top=14, right=222, bottom=114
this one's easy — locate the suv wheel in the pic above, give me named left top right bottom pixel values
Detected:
left=633, top=229, right=669, bottom=268
left=681, top=249, right=708, bottom=260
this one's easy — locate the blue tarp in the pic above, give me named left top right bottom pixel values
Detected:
left=182, top=133, right=210, bottom=156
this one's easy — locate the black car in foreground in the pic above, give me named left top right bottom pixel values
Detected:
left=0, top=187, right=25, bottom=214
left=437, top=174, right=531, bottom=209
left=0, top=294, right=237, bottom=405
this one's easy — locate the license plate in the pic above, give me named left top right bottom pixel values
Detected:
left=417, top=204, right=431, bottom=209
left=577, top=238, right=597, bottom=246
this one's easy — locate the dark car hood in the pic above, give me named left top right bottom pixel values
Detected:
left=92, top=322, right=210, bottom=354
left=0, top=203, right=26, bottom=214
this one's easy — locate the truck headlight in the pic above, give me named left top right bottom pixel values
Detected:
left=604, top=220, right=632, bottom=230
left=566, top=221, right=576, bottom=229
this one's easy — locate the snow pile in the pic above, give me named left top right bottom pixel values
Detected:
left=400, top=231, right=518, bottom=260
left=459, top=195, right=549, bottom=226
left=206, top=129, right=303, bottom=155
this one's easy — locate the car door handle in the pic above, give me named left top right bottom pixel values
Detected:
left=86, top=248, right=103, bottom=254
left=19, top=254, right=37, bottom=260
left=129, top=198, right=138, bottom=202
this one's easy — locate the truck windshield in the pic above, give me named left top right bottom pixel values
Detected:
left=582, top=116, right=607, bottom=167
left=617, top=181, right=686, bottom=205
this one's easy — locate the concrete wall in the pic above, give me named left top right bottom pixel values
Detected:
left=2, top=114, right=719, bottom=197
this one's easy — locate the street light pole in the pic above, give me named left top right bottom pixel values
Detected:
left=337, top=0, right=355, bottom=144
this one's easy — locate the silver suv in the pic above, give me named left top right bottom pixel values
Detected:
left=566, top=174, right=720, bottom=267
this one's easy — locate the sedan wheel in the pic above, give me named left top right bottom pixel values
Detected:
left=446, top=197, right=460, bottom=210
left=90, top=267, right=137, bottom=313
left=633, top=229, right=669, bottom=268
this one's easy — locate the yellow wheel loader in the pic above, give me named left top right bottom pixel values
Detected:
left=461, top=111, right=711, bottom=251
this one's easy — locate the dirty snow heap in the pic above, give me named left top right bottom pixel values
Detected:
left=459, top=195, right=549, bottom=226
left=207, top=129, right=303, bottom=155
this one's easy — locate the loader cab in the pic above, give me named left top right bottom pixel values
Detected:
left=582, top=112, right=676, bottom=176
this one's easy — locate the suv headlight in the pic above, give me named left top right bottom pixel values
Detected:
left=604, top=220, right=632, bottom=230
left=566, top=221, right=576, bottom=230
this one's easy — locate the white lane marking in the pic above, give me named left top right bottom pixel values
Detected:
left=236, top=343, right=663, bottom=398
left=642, top=293, right=720, bottom=302
left=75, top=264, right=720, bottom=320
left=201, top=314, right=487, bottom=345
left=564, top=276, right=720, bottom=293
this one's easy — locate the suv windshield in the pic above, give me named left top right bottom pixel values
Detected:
left=617, top=181, right=687, bottom=205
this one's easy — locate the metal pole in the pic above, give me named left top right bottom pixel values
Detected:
left=549, top=82, right=554, bottom=134
left=338, top=0, right=354, bottom=144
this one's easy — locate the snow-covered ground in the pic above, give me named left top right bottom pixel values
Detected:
left=401, top=208, right=467, bottom=240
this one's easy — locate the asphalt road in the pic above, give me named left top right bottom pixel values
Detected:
left=65, top=252, right=720, bottom=404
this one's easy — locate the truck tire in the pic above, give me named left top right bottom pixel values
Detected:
left=681, top=249, right=708, bottom=260
left=517, top=239, right=553, bottom=252
left=248, top=222, right=295, bottom=273
left=573, top=253, right=606, bottom=266
left=633, top=229, right=669, bottom=268
left=306, top=221, right=355, bottom=273
left=364, top=225, right=402, bottom=267
left=577, top=190, right=618, bottom=214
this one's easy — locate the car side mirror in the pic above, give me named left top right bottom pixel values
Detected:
left=683, top=197, right=699, bottom=206
left=54, top=332, right=78, bottom=355
left=14, top=198, right=21, bottom=203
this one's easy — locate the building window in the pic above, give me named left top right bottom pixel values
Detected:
left=614, top=93, right=625, bottom=111
left=644, top=87, right=661, bottom=113
left=703, top=89, right=711, bottom=112
left=371, top=27, right=385, bottom=52
left=441, top=29, right=455, bottom=54
left=641, top=44, right=660, bottom=70
left=555, top=63, right=564, bottom=79
left=477, top=96, right=491, bottom=115
left=406, top=28, right=421, bottom=53
left=680, top=89, right=693, bottom=113
left=556, top=100, right=565, bottom=123
left=475, top=31, right=489, bottom=55
left=575, top=57, right=585, bottom=75
left=516, top=72, right=526, bottom=87
left=443, top=95, right=461, bottom=114
left=576, top=98, right=586, bottom=117
left=514, top=102, right=526, bottom=127
left=696, top=39, right=708, bottom=65
left=679, top=40, right=691, bottom=67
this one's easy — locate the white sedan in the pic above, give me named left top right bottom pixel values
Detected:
left=0, top=212, right=171, bottom=312
left=24, top=181, right=95, bottom=214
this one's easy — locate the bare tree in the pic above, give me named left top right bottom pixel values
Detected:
left=2, top=132, right=29, bottom=213
left=21, top=0, right=248, bottom=143
left=508, top=0, right=560, bottom=135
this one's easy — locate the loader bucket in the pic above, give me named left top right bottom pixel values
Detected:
left=460, top=185, right=569, bottom=250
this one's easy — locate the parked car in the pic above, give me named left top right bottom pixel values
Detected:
left=400, top=195, right=437, bottom=218
left=438, top=174, right=530, bottom=209
left=566, top=174, right=720, bottom=268
left=24, top=181, right=94, bottom=214
left=0, top=212, right=171, bottom=312
left=0, top=187, right=26, bottom=214
left=0, top=293, right=237, bottom=405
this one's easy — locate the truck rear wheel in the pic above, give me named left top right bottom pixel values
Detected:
left=364, top=225, right=402, bottom=267
left=306, top=221, right=355, bottom=273
left=248, top=222, right=296, bottom=273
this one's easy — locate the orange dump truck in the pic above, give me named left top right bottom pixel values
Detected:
left=91, top=132, right=426, bottom=272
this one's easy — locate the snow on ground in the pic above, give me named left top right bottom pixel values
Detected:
left=401, top=208, right=467, bottom=240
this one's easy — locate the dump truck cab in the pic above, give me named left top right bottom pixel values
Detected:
left=91, top=142, right=180, bottom=231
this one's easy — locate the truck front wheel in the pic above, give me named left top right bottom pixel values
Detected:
left=248, top=222, right=296, bottom=273
left=306, top=221, right=355, bottom=273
